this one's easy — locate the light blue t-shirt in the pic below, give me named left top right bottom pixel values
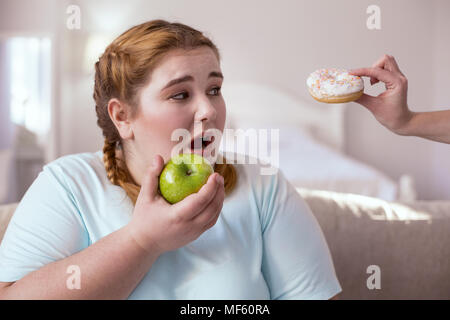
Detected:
left=0, top=150, right=341, bottom=299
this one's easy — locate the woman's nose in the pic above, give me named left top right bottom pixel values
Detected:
left=194, top=98, right=217, bottom=123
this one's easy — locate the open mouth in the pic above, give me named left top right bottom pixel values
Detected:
left=190, top=134, right=215, bottom=151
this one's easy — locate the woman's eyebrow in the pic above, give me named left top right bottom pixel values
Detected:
left=161, top=71, right=224, bottom=91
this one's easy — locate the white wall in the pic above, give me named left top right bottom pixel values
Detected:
left=428, top=0, right=450, bottom=199
left=2, top=0, right=449, bottom=200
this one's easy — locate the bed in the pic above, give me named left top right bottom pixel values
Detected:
left=219, top=81, right=416, bottom=202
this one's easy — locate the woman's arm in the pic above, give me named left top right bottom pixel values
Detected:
left=0, top=155, right=225, bottom=299
left=350, top=54, right=450, bottom=144
left=396, top=110, right=450, bottom=143
left=0, top=225, right=161, bottom=300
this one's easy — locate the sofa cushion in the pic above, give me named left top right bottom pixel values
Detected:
left=298, top=188, right=450, bottom=300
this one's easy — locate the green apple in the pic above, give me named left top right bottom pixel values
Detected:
left=159, top=153, right=214, bottom=204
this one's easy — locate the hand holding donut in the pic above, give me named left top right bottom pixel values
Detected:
left=311, top=54, right=450, bottom=144
left=348, top=54, right=413, bottom=134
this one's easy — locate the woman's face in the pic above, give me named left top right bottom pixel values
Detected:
left=128, top=46, right=226, bottom=171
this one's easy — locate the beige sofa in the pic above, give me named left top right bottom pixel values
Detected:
left=1, top=189, right=449, bottom=299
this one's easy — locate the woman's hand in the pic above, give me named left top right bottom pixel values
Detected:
left=349, top=54, right=414, bottom=134
left=126, top=154, right=225, bottom=255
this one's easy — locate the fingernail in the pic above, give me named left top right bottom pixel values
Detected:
left=216, top=174, right=224, bottom=184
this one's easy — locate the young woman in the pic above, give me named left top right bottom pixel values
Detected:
left=0, top=20, right=341, bottom=299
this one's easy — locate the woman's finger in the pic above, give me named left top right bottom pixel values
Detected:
left=386, top=55, right=403, bottom=75
left=194, top=184, right=225, bottom=229
left=370, top=55, right=388, bottom=85
left=202, top=209, right=222, bottom=232
left=370, top=77, right=380, bottom=86
left=140, top=154, right=165, bottom=203
left=353, top=93, right=379, bottom=112
left=372, top=54, right=388, bottom=69
left=368, top=54, right=403, bottom=84
left=372, top=54, right=398, bottom=72
left=174, top=173, right=222, bottom=219
left=349, top=67, right=397, bottom=87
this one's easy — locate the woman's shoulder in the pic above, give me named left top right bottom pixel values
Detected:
left=47, top=150, right=102, bottom=167
left=42, top=150, right=106, bottom=186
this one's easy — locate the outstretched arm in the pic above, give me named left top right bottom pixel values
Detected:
left=396, top=110, right=450, bottom=144
left=350, top=54, right=450, bottom=144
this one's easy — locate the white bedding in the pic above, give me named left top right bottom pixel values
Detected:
left=219, top=126, right=399, bottom=201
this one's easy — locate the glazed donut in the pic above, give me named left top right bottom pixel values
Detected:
left=306, top=68, right=364, bottom=103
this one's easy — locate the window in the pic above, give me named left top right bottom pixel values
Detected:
left=0, top=35, right=52, bottom=203
left=8, top=36, right=52, bottom=146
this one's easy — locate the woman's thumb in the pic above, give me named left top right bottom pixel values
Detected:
left=353, top=93, right=378, bottom=113
left=141, top=155, right=165, bottom=202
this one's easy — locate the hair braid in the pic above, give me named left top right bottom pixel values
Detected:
left=103, top=139, right=140, bottom=203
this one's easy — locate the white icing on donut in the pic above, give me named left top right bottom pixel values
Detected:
left=306, top=68, right=364, bottom=98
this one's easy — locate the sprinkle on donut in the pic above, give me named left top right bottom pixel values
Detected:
left=306, top=68, right=364, bottom=99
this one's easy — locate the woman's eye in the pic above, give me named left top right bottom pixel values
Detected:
left=209, top=86, right=222, bottom=96
left=170, top=92, right=189, bottom=100
left=170, top=87, right=221, bottom=101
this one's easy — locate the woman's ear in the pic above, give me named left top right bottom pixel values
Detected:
left=107, top=98, right=134, bottom=140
